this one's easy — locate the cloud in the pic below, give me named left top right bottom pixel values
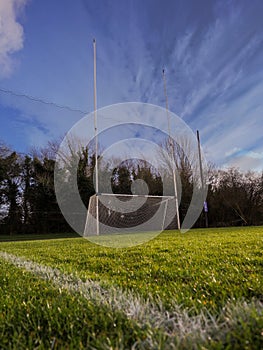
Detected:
left=224, top=153, right=263, bottom=173
left=201, top=77, right=263, bottom=168
left=225, top=147, right=242, bottom=157
left=0, top=0, right=28, bottom=78
left=0, top=0, right=262, bottom=166
left=177, top=20, right=259, bottom=118
left=0, top=89, right=85, bottom=152
left=161, top=4, right=263, bottom=172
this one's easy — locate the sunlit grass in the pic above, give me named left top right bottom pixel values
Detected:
left=0, top=226, right=263, bottom=349
left=87, top=230, right=159, bottom=247
left=1, top=227, right=262, bottom=311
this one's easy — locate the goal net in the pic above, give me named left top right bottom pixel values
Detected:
left=84, top=193, right=177, bottom=237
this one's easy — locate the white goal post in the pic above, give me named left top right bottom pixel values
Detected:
left=87, top=42, right=179, bottom=239
left=84, top=193, right=177, bottom=236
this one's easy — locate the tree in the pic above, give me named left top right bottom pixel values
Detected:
left=208, top=168, right=263, bottom=227
left=77, top=146, right=95, bottom=208
left=111, top=163, right=132, bottom=194
left=157, top=138, right=195, bottom=224
left=0, top=148, right=22, bottom=234
left=131, top=160, right=163, bottom=196
left=21, top=155, right=33, bottom=227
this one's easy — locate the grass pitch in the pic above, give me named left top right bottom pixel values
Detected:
left=0, top=227, right=262, bottom=349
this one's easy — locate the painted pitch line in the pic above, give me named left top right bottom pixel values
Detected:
left=0, top=251, right=208, bottom=334
left=0, top=251, right=262, bottom=347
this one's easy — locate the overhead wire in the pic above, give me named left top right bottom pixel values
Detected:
left=0, top=87, right=88, bottom=114
left=0, top=86, right=167, bottom=143
left=0, top=86, right=135, bottom=126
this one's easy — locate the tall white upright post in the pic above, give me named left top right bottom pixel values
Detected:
left=93, top=39, right=99, bottom=235
left=162, top=69, right=181, bottom=230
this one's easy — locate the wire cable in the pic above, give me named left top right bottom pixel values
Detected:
left=0, top=87, right=88, bottom=114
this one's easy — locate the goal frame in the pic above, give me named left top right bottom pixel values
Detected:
left=84, top=193, right=176, bottom=237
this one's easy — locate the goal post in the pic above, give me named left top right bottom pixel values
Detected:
left=84, top=193, right=177, bottom=237
left=88, top=42, right=181, bottom=240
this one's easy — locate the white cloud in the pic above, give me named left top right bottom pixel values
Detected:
left=225, top=147, right=242, bottom=157
left=0, top=0, right=28, bottom=78
left=225, top=155, right=263, bottom=173
left=202, top=78, right=263, bottom=168
left=0, top=89, right=84, bottom=153
left=166, top=6, right=262, bottom=121
left=246, top=151, right=263, bottom=159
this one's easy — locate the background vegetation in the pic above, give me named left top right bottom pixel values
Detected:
left=0, top=139, right=263, bottom=235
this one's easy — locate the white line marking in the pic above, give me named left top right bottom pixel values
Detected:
left=1, top=251, right=262, bottom=347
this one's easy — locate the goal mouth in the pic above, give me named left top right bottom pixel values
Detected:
left=83, top=193, right=177, bottom=247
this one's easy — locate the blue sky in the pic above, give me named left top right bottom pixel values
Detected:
left=0, top=0, right=262, bottom=171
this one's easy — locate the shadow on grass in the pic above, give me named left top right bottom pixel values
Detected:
left=0, top=232, right=79, bottom=242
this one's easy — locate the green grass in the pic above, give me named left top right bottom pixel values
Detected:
left=87, top=230, right=161, bottom=247
left=1, top=227, right=262, bottom=311
left=0, top=232, right=78, bottom=242
left=0, top=259, right=148, bottom=350
left=0, top=226, right=263, bottom=349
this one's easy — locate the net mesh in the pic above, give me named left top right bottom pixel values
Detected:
left=84, top=194, right=177, bottom=236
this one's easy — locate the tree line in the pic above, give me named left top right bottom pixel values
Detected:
left=0, top=140, right=263, bottom=235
